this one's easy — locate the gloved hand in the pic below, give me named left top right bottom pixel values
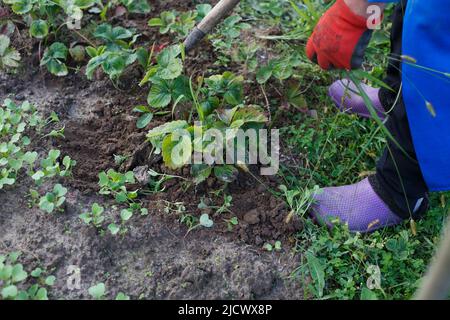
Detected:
left=306, top=0, right=374, bottom=70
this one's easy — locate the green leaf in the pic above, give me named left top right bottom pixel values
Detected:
left=27, top=284, right=38, bottom=298
left=53, top=184, right=68, bottom=197
left=94, top=24, right=134, bottom=44
left=41, top=43, right=69, bottom=76
left=0, top=35, right=11, bottom=56
left=199, top=214, right=214, bottom=228
left=108, top=223, right=120, bottom=235
left=92, top=203, right=104, bottom=215
left=35, top=287, right=48, bottom=300
left=0, top=265, right=13, bottom=281
left=16, top=290, right=29, bottom=300
left=79, top=212, right=92, bottom=224
left=9, top=251, right=21, bottom=263
left=214, top=165, right=238, bottom=183
left=361, top=287, right=379, bottom=300
left=147, top=79, right=172, bottom=108
left=232, top=105, right=268, bottom=124
left=45, top=275, right=56, bottom=286
left=98, top=171, right=109, bottom=187
left=256, top=64, right=273, bottom=84
left=32, top=170, right=45, bottom=181
left=0, top=35, right=21, bottom=68
left=31, top=268, right=43, bottom=278
left=146, top=120, right=188, bottom=140
left=116, top=292, right=130, bottom=300
left=11, top=264, right=27, bottom=283
left=161, top=132, right=192, bottom=170
left=11, top=0, right=33, bottom=14
left=1, top=285, right=18, bottom=299
left=121, top=0, right=151, bottom=14
left=137, top=112, right=153, bottom=129
left=217, top=107, right=239, bottom=125
left=23, top=151, right=38, bottom=164
left=39, top=198, right=55, bottom=213
left=88, top=283, right=106, bottom=299
left=114, top=190, right=127, bottom=203
left=30, top=20, right=49, bottom=39
left=156, top=46, right=183, bottom=80
left=196, top=4, right=212, bottom=20
left=305, top=252, right=325, bottom=298
left=191, top=164, right=212, bottom=184
left=148, top=18, right=164, bottom=27
left=85, top=46, right=98, bottom=59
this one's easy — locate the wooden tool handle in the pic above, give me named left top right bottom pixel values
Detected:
left=197, top=0, right=241, bottom=34
left=184, top=0, right=241, bottom=52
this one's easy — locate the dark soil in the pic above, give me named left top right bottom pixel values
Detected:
left=0, top=0, right=304, bottom=299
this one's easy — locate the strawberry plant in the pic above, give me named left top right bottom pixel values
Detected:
left=2, top=0, right=96, bottom=36
left=38, top=183, right=68, bottom=214
left=142, top=45, right=189, bottom=109
left=141, top=46, right=269, bottom=185
left=86, top=23, right=139, bottom=80
left=79, top=203, right=105, bottom=228
left=40, top=42, right=69, bottom=76
left=146, top=69, right=268, bottom=183
left=148, top=5, right=211, bottom=40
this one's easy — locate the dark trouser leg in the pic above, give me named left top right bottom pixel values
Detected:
left=379, top=1, right=406, bottom=110
left=370, top=0, right=429, bottom=220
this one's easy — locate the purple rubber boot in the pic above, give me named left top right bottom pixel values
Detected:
left=310, top=178, right=404, bottom=233
left=329, top=79, right=386, bottom=120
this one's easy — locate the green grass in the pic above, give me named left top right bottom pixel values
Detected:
left=278, top=89, right=449, bottom=300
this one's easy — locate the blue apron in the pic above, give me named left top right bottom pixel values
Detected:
left=370, top=0, right=450, bottom=191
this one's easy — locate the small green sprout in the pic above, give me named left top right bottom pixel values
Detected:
left=79, top=203, right=105, bottom=228
left=38, top=184, right=68, bottom=214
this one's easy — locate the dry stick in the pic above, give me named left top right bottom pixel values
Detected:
left=415, top=215, right=450, bottom=300
left=260, top=84, right=272, bottom=123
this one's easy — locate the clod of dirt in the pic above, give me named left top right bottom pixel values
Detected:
left=133, top=165, right=150, bottom=186
left=244, top=209, right=261, bottom=225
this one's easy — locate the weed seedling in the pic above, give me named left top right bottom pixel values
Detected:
left=88, top=282, right=106, bottom=300
left=0, top=251, right=55, bottom=300
left=224, top=216, right=239, bottom=231
left=38, top=184, right=68, bottom=214
left=79, top=203, right=105, bottom=229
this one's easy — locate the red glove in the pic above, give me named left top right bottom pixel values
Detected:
left=306, top=0, right=373, bottom=70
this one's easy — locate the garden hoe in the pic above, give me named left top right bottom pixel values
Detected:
left=184, top=0, right=241, bottom=53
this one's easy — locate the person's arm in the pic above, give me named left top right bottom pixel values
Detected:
left=306, top=0, right=388, bottom=70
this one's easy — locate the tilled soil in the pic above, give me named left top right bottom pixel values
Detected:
left=0, top=0, right=304, bottom=299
